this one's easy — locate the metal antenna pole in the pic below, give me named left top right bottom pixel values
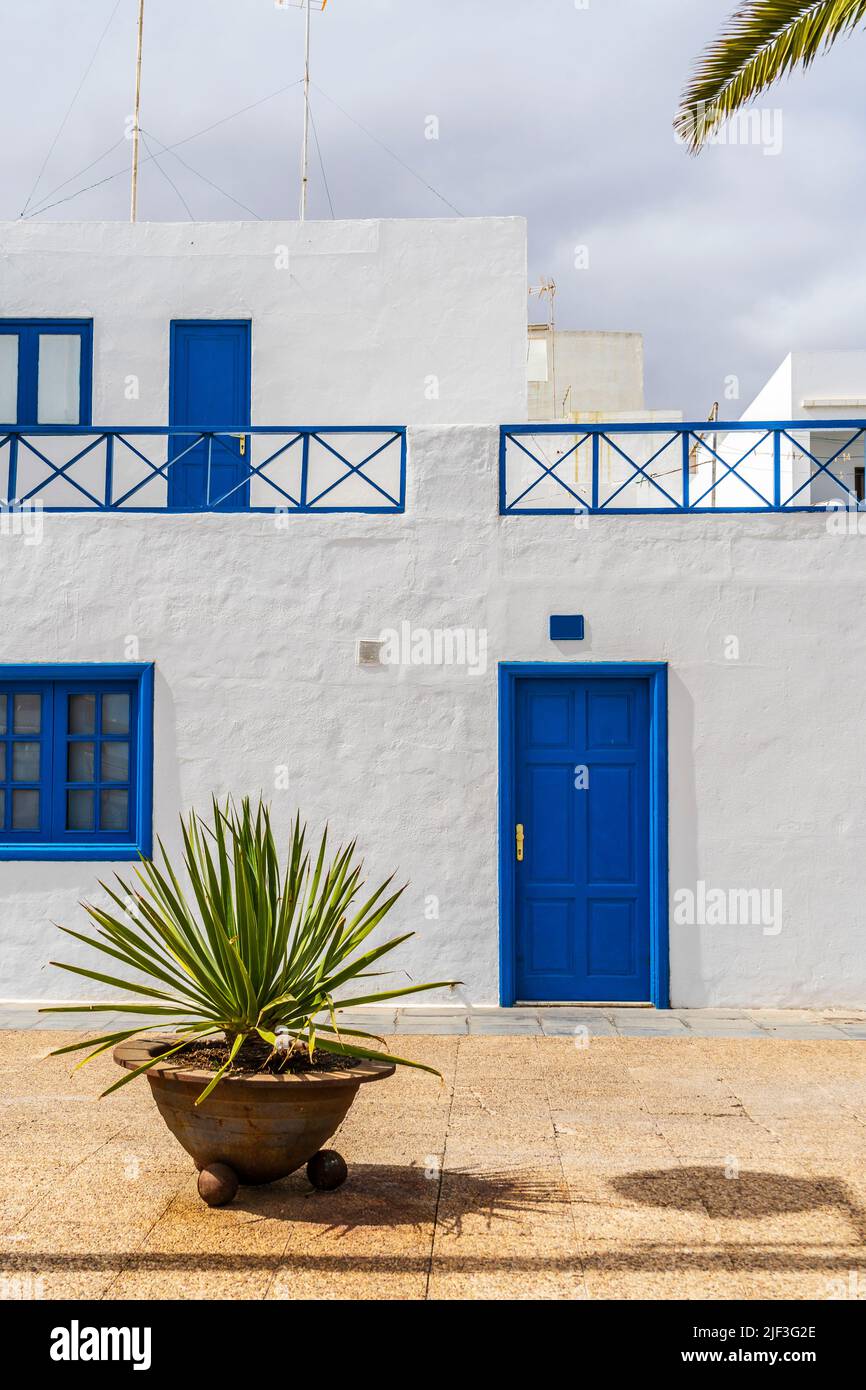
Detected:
left=299, top=0, right=311, bottom=219
left=130, top=0, right=145, bottom=222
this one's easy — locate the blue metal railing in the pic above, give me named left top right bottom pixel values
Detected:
left=0, top=426, right=406, bottom=514
left=500, top=421, right=866, bottom=515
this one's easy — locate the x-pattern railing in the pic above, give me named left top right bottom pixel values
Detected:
left=500, top=421, right=866, bottom=515
left=0, top=426, right=406, bottom=513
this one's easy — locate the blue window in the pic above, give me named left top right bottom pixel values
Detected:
left=0, top=320, right=93, bottom=426
left=0, top=664, right=153, bottom=861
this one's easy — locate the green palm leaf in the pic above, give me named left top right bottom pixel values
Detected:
left=676, top=0, right=866, bottom=151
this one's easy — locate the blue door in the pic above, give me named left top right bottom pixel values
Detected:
left=168, top=321, right=251, bottom=510
left=513, top=676, right=651, bottom=1002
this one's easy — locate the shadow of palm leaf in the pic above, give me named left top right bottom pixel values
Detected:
left=234, top=1162, right=565, bottom=1237
left=611, top=1166, right=866, bottom=1237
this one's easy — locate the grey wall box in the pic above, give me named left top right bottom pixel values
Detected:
left=549, top=615, right=585, bottom=640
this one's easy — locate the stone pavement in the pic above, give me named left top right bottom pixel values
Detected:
left=0, top=1030, right=864, bottom=1300
left=3, top=1003, right=865, bottom=1039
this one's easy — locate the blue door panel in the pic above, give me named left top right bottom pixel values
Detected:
left=514, top=676, right=651, bottom=1002
left=528, top=764, right=573, bottom=881
left=527, top=899, right=573, bottom=975
left=168, top=321, right=251, bottom=510
left=528, top=688, right=571, bottom=746
left=587, top=899, right=635, bottom=977
left=587, top=765, right=634, bottom=882
left=587, top=688, right=633, bottom=747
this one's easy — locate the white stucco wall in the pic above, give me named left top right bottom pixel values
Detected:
left=0, top=218, right=528, bottom=425
left=2, top=424, right=866, bottom=1008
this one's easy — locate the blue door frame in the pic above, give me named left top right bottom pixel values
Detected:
left=498, top=662, right=669, bottom=1007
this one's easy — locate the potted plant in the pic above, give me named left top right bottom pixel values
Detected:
left=44, top=798, right=454, bottom=1206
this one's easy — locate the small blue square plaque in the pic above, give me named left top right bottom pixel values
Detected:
left=549, top=615, right=585, bottom=641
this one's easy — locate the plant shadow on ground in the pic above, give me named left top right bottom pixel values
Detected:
left=232, top=1162, right=565, bottom=1238
left=612, top=1166, right=866, bottom=1235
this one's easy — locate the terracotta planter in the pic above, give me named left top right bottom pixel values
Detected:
left=113, top=1035, right=394, bottom=1204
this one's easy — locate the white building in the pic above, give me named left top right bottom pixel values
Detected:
left=528, top=327, right=644, bottom=420
left=722, top=351, right=866, bottom=506
left=1, top=216, right=864, bottom=1010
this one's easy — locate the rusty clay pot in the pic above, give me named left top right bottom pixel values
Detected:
left=112, top=1034, right=394, bottom=1185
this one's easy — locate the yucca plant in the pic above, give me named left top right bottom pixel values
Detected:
left=676, top=0, right=866, bottom=151
left=43, top=798, right=455, bottom=1103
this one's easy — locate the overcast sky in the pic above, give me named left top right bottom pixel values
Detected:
left=1, top=0, right=864, bottom=417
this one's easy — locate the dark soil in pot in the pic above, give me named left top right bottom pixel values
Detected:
left=172, top=1037, right=364, bottom=1077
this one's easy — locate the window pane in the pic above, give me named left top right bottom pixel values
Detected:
left=0, top=789, right=4, bottom=829
left=100, top=741, right=129, bottom=783
left=37, top=334, right=81, bottom=425
left=13, top=693, right=40, bottom=734
left=12, top=789, right=39, bottom=830
left=68, top=693, right=95, bottom=734
left=12, top=742, right=39, bottom=781
left=68, top=742, right=95, bottom=782
left=100, top=788, right=128, bottom=832
left=0, top=336, right=18, bottom=423
left=0, top=694, right=6, bottom=734
left=0, top=746, right=4, bottom=781
left=67, top=789, right=94, bottom=831
left=102, top=692, right=130, bottom=735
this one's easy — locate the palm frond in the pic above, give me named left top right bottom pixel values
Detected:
left=676, top=0, right=866, bottom=151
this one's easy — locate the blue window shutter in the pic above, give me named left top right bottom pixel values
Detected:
left=0, top=664, right=153, bottom=861
left=0, top=320, right=93, bottom=426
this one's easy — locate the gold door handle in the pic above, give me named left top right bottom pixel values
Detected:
left=516, top=823, right=525, bottom=862
left=235, top=433, right=247, bottom=456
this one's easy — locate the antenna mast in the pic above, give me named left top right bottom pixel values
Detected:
left=130, top=0, right=145, bottom=223
left=299, top=0, right=311, bottom=220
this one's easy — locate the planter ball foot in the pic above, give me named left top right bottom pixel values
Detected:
left=307, top=1149, right=348, bottom=1191
left=197, top=1162, right=239, bottom=1207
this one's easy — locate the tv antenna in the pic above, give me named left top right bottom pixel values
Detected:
left=281, top=0, right=329, bottom=220
left=130, top=0, right=145, bottom=222
left=128, top=0, right=329, bottom=224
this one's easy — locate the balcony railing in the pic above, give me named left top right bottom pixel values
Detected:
left=500, top=421, right=866, bottom=514
left=0, top=426, right=406, bottom=513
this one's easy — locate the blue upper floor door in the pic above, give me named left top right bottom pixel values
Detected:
left=168, top=321, right=251, bottom=510
left=513, top=675, right=651, bottom=1002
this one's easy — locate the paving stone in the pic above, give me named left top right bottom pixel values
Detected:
left=606, top=1008, right=660, bottom=1023
left=392, top=1014, right=468, bottom=1035
left=674, top=1009, right=756, bottom=1021
left=679, top=1023, right=769, bottom=1037
left=539, top=1017, right=617, bottom=1037
left=330, top=1010, right=397, bottom=1032
left=757, top=1026, right=851, bottom=1039
left=467, top=1016, right=542, bottom=1035
left=615, top=1021, right=690, bottom=1036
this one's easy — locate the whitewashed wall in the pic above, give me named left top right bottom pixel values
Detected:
left=0, top=218, right=528, bottom=425
left=2, top=424, right=866, bottom=1007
